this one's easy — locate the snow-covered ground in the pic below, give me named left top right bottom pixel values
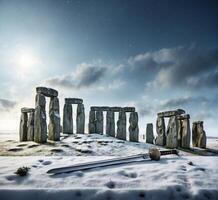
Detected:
left=0, top=133, right=218, bottom=200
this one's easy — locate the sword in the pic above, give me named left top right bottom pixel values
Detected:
left=47, top=148, right=179, bottom=175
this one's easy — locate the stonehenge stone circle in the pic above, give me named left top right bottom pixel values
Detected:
left=96, top=110, right=104, bottom=134
left=88, top=110, right=96, bottom=134
left=106, top=110, right=115, bottom=137
left=116, top=110, right=127, bottom=140
left=76, top=103, right=85, bottom=134
left=19, top=112, right=28, bottom=142
left=155, top=117, right=166, bottom=146
left=27, top=110, right=35, bottom=141
left=129, top=112, right=139, bottom=142
left=65, top=98, right=83, bottom=104
left=36, top=87, right=58, bottom=97
left=157, top=109, right=185, bottom=118
left=63, top=103, right=73, bottom=134
left=48, top=97, right=61, bottom=141
left=166, top=115, right=179, bottom=148
left=34, top=93, right=47, bottom=143
left=192, top=121, right=206, bottom=148
left=146, top=123, right=154, bottom=144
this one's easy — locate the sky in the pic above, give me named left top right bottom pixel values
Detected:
left=0, top=0, right=218, bottom=136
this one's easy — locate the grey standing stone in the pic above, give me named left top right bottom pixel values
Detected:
left=48, top=97, right=61, bottom=141
left=34, top=93, right=47, bottom=143
left=19, top=112, right=28, bottom=142
left=106, top=110, right=115, bottom=137
left=155, top=117, right=166, bottom=146
left=116, top=110, right=126, bottom=140
left=95, top=110, right=103, bottom=134
left=76, top=103, right=85, bottom=134
left=166, top=116, right=179, bottom=148
left=27, top=111, right=34, bottom=141
left=192, top=121, right=206, bottom=148
left=88, top=110, right=96, bottom=134
left=63, top=103, right=73, bottom=134
left=129, top=112, right=139, bottom=142
left=146, top=123, right=154, bottom=144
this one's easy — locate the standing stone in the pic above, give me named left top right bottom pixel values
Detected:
left=155, top=117, right=166, bottom=146
left=146, top=123, right=154, bottom=144
left=106, top=110, right=115, bottom=137
left=48, top=97, right=61, bottom=141
left=63, top=103, right=73, bottom=134
left=95, top=110, right=103, bottom=134
left=27, top=111, right=34, bottom=141
left=129, top=112, right=139, bottom=142
left=76, top=103, right=85, bottom=134
left=19, top=112, right=28, bottom=142
left=192, top=121, right=206, bottom=148
left=116, top=110, right=126, bottom=140
left=166, top=116, right=179, bottom=148
left=34, top=93, right=47, bottom=143
left=88, top=110, right=96, bottom=134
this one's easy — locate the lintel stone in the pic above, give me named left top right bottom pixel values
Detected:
left=157, top=109, right=185, bottom=118
left=65, top=98, right=83, bottom=104
left=36, top=87, right=58, bottom=97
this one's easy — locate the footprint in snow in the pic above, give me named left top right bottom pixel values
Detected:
left=42, top=161, right=52, bottom=165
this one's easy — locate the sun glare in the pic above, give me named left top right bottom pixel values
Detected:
left=17, top=53, right=38, bottom=69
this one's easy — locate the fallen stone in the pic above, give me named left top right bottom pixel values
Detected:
left=27, top=111, right=34, bottom=141
left=95, top=110, right=103, bottom=134
left=76, top=103, right=85, bottom=134
left=166, top=116, right=179, bottom=148
left=116, top=110, right=127, bottom=140
left=129, top=112, right=139, bottom=142
left=36, top=87, right=58, bottom=97
left=21, top=107, right=35, bottom=113
left=63, top=103, right=73, bottom=134
left=88, top=110, right=96, bottom=134
left=155, top=117, right=166, bottom=146
left=65, top=98, right=83, bottom=104
left=48, top=97, right=61, bottom=141
left=106, top=110, right=115, bottom=137
left=157, top=109, right=185, bottom=118
left=123, top=107, right=135, bottom=112
left=19, top=112, right=28, bottom=142
left=146, top=123, right=154, bottom=144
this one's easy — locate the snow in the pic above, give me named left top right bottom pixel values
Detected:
left=0, top=133, right=218, bottom=199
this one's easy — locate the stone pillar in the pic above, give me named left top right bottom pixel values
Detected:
left=155, top=117, right=166, bottom=146
left=192, top=121, right=206, bottom=148
left=116, top=110, right=126, bottom=140
left=27, top=111, right=34, bottom=141
left=88, top=110, right=96, bottom=134
left=63, top=103, right=73, bottom=134
left=166, top=115, right=179, bottom=148
left=76, top=103, right=85, bottom=134
left=106, top=110, right=115, bottom=137
left=146, top=123, right=154, bottom=144
left=19, top=112, right=28, bottom=142
left=95, top=110, right=103, bottom=134
left=34, top=93, right=47, bottom=143
left=129, top=112, right=139, bottom=142
left=48, top=97, right=61, bottom=141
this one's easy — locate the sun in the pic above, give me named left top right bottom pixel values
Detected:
left=17, top=53, right=38, bottom=69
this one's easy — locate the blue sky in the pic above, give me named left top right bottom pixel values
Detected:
left=0, top=0, right=218, bottom=136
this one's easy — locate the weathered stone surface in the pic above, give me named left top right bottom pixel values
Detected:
left=34, top=94, right=47, bottom=143
left=129, top=112, right=139, bottom=142
left=110, top=107, right=122, bottom=112
left=166, top=116, right=179, bottom=148
left=123, top=107, right=135, bottom=112
left=157, top=109, right=185, bottom=118
left=116, top=110, right=126, bottom=140
left=146, top=123, right=154, bottom=144
left=76, top=103, right=85, bottom=134
left=19, top=112, right=28, bottom=142
left=192, top=121, right=206, bottom=148
left=63, top=103, right=73, bottom=134
left=36, top=87, right=58, bottom=97
left=65, top=98, right=83, bottom=104
left=90, top=106, right=101, bottom=111
left=106, top=110, right=115, bottom=137
left=27, top=111, right=34, bottom=141
left=155, top=117, right=166, bottom=146
left=21, top=107, right=35, bottom=113
left=88, top=110, right=96, bottom=134
left=100, top=106, right=110, bottom=111
left=178, top=116, right=191, bottom=148
left=95, top=110, right=103, bottom=134
left=177, top=114, right=190, bottom=120
left=48, top=97, right=61, bottom=141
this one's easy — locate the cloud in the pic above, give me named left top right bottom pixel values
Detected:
left=0, top=98, right=17, bottom=111
left=46, top=62, right=107, bottom=89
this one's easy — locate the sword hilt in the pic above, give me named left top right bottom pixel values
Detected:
left=149, top=148, right=179, bottom=161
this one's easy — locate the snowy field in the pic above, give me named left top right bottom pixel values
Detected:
left=0, top=133, right=218, bottom=200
